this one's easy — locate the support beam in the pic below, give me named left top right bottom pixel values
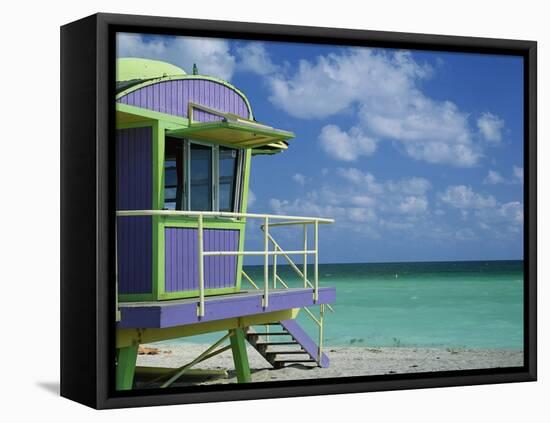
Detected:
left=116, top=308, right=299, bottom=348
left=116, top=344, right=138, bottom=390
left=229, top=328, right=251, bottom=383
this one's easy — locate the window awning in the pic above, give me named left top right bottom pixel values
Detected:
left=166, top=118, right=295, bottom=151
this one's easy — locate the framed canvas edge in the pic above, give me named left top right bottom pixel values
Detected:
left=61, top=12, right=537, bottom=410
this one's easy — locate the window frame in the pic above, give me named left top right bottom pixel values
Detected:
left=164, top=137, right=243, bottom=212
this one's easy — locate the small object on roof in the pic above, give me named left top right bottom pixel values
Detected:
left=193, top=63, right=198, bottom=75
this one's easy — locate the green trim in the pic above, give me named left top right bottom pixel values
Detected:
left=119, top=287, right=240, bottom=303
left=240, top=149, right=252, bottom=215
left=152, top=122, right=165, bottom=300
left=152, top=121, right=165, bottom=210
left=116, top=74, right=254, bottom=120
left=163, top=217, right=245, bottom=229
left=116, top=103, right=189, bottom=130
left=116, top=120, right=156, bottom=130
left=172, top=121, right=294, bottom=139
left=117, top=58, right=186, bottom=82
left=166, top=121, right=294, bottom=149
left=162, top=217, right=245, bottom=297
left=116, top=344, right=138, bottom=390
left=234, top=149, right=252, bottom=291
left=158, top=286, right=239, bottom=301
left=229, top=328, right=251, bottom=383
left=118, top=293, right=156, bottom=302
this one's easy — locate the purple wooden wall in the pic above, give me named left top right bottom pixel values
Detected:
left=165, top=227, right=239, bottom=293
left=117, top=216, right=152, bottom=295
left=117, top=126, right=152, bottom=210
left=117, top=79, right=250, bottom=122
left=117, top=126, right=153, bottom=295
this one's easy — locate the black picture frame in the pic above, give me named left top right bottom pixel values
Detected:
left=60, top=12, right=537, bottom=409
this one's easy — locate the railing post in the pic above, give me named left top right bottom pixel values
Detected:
left=263, top=216, right=269, bottom=308
left=273, top=245, right=277, bottom=290
left=314, top=220, right=319, bottom=303
left=303, top=223, right=308, bottom=288
left=318, top=304, right=325, bottom=366
left=197, top=214, right=205, bottom=317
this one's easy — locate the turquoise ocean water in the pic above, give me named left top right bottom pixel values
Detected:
left=169, top=261, right=524, bottom=350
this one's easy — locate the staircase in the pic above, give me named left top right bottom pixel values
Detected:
left=246, top=319, right=329, bottom=369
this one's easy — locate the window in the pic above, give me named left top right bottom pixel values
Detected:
left=190, top=143, right=213, bottom=211
left=219, top=147, right=238, bottom=212
left=164, top=137, right=242, bottom=212
left=164, top=138, right=185, bottom=210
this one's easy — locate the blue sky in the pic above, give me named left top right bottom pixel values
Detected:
left=117, top=34, right=524, bottom=264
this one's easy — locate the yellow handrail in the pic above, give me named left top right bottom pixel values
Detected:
left=116, top=209, right=334, bottom=318
left=242, top=270, right=259, bottom=290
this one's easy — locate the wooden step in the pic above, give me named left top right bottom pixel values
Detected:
left=273, top=359, right=317, bottom=363
left=254, top=341, right=298, bottom=346
left=247, top=332, right=290, bottom=337
left=265, top=351, right=308, bottom=356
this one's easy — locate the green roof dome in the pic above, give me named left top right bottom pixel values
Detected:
left=116, top=58, right=186, bottom=82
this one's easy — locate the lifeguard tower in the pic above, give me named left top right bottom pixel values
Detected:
left=115, top=58, right=336, bottom=390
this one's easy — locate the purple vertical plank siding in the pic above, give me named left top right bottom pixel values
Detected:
left=117, top=216, right=153, bottom=294
left=116, top=126, right=152, bottom=210
left=116, top=127, right=153, bottom=294
left=118, top=79, right=250, bottom=120
left=165, top=228, right=239, bottom=293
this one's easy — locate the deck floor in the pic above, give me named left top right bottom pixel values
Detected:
left=118, top=287, right=335, bottom=329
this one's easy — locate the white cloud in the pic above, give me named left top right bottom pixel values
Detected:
left=268, top=48, right=431, bottom=119
left=319, top=125, right=377, bottom=161
left=350, top=195, right=376, bottom=207
left=347, top=207, right=377, bottom=223
left=337, top=168, right=384, bottom=194
left=386, top=177, right=432, bottom=195
left=265, top=47, right=485, bottom=167
left=292, top=173, right=306, bottom=186
left=482, top=166, right=524, bottom=185
left=270, top=168, right=432, bottom=240
left=439, top=185, right=497, bottom=209
left=513, top=166, right=524, bottom=183
left=398, top=196, right=428, bottom=215
left=455, top=228, right=477, bottom=241
left=359, top=99, right=480, bottom=167
left=247, top=189, right=256, bottom=207
left=477, top=112, right=505, bottom=144
left=475, top=201, right=524, bottom=226
left=500, top=202, right=524, bottom=225
left=117, top=33, right=236, bottom=81
left=438, top=185, right=523, bottom=239
left=270, top=168, right=522, bottom=244
left=236, top=43, right=279, bottom=76
left=484, top=170, right=505, bottom=185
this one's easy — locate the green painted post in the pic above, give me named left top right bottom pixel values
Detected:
left=229, top=328, right=251, bottom=383
left=116, top=344, right=138, bottom=390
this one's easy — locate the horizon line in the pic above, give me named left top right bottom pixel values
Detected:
left=243, top=258, right=523, bottom=267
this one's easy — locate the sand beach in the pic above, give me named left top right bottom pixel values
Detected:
left=134, top=343, right=523, bottom=388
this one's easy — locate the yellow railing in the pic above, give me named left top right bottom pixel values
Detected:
left=116, top=210, right=334, bottom=318
left=241, top=218, right=335, bottom=366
